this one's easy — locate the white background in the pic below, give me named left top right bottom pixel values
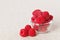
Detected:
left=0, top=0, right=60, bottom=40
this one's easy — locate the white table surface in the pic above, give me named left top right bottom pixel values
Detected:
left=0, top=0, right=60, bottom=40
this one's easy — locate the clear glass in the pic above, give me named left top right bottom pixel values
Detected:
left=31, top=21, right=53, bottom=33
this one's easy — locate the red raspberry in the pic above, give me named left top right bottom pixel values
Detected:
left=42, top=11, right=49, bottom=19
left=49, top=15, right=53, bottom=20
left=31, top=17, right=35, bottom=22
left=35, top=16, right=45, bottom=24
left=32, top=9, right=42, bottom=17
left=20, top=29, right=28, bottom=37
left=45, top=18, right=50, bottom=23
left=45, top=20, right=49, bottom=23
left=25, top=25, right=31, bottom=31
left=31, top=16, right=36, bottom=23
left=33, top=25, right=39, bottom=31
left=45, top=15, right=53, bottom=23
left=29, top=28, right=36, bottom=37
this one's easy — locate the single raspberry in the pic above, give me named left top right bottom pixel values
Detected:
left=25, top=25, right=31, bottom=31
left=33, top=25, right=39, bottom=31
left=45, top=18, right=50, bottom=23
left=35, top=16, right=45, bottom=24
left=29, top=28, right=36, bottom=37
left=31, top=16, right=36, bottom=23
left=45, top=19, right=49, bottom=23
left=42, top=11, right=49, bottom=19
left=32, top=9, right=42, bottom=17
left=45, top=15, right=53, bottom=23
left=20, top=29, right=28, bottom=37
left=49, top=15, right=53, bottom=20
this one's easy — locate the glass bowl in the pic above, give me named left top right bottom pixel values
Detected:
left=31, top=21, right=53, bottom=33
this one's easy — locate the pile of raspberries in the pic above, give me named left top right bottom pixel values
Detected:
left=19, top=9, right=53, bottom=37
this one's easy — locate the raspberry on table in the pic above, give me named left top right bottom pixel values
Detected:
left=28, top=28, right=36, bottom=37
left=25, top=24, right=31, bottom=31
left=20, top=29, right=28, bottom=37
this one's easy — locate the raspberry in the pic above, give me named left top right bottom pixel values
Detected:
left=45, top=19, right=51, bottom=23
left=42, top=11, right=49, bottom=19
left=32, top=9, right=42, bottom=17
left=20, top=29, right=28, bottom=37
left=45, top=16, right=51, bottom=23
left=31, top=16, right=36, bottom=23
left=31, top=17, right=35, bottom=22
left=33, top=25, right=39, bottom=31
left=45, top=15, right=53, bottom=23
left=29, top=28, right=36, bottom=37
left=35, top=16, right=45, bottom=24
left=49, top=15, right=53, bottom=20
left=25, top=25, right=31, bottom=31
left=45, top=20, right=49, bottom=23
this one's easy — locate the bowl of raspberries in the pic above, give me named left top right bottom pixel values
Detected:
left=31, top=9, right=53, bottom=33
